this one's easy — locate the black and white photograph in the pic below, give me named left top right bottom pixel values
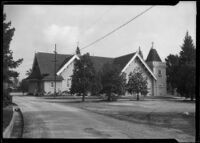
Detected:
left=3, top=1, right=196, bottom=142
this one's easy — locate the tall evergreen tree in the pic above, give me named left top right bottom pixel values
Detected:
left=179, top=31, right=195, bottom=65
left=165, top=54, right=179, bottom=94
left=178, top=31, right=196, bottom=100
left=70, top=53, right=98, bottom=102
left=3, top=14, right=23, bottom=83
left=100, top=63, right=126, bottom=101
left=3, top=13, right=23, bottom=105
left=165, top=31, right=195, bottom=101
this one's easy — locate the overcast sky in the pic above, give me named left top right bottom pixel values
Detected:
left=4, top=2, right=196, bottom=81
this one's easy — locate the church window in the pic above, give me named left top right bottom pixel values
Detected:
left=67, top=77, right=71, bottom=87
left=158, top=70, right=162, bottom=77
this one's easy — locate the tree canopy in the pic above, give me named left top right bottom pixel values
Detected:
left=3, top=14, right=23, bottom=83
left=126, top=69, right=148, bottom=101
left=70, top=53, right=99, bottom=101
left=165, top=54, right=179, bottom=93
left=165, top=31, right=195, bottom=100
left=100, top=63, right=126, bottom=101
left=26, top=68, right=32, bottom=76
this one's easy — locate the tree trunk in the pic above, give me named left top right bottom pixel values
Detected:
left=137, top=93, right=139, bottom=101
left=107, top=92, right=111, bottom=102
left=82, top=92, right=85, bottom=102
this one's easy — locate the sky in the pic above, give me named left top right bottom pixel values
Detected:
left=3, top=2, right=196, bottom=81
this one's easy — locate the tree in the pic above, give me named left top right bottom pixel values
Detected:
left=70, top=53, right=98, bottom=102
left=19, top=79, right=29, bottom=95
left=165, top=54, right=179, bottom=94
left=26, top=68, right=32, bottom=76
left=3, top=14, right=23, bottom=83
left=100, top=63, right=126, bottom=101
left=179, top=31, right=195, bottom=65
left=178, top=31, right=196, bottom=101
left=126, top=69, right=148, bottom=101
left=91, top=71, right=102, bottom=96
left=165, top=31, right=195, bottom=101
left=3, top=13, right=23, bottom=104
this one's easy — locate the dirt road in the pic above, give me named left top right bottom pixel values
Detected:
left=13, top=95, right=194, bottom=141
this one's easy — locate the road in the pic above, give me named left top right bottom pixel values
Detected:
left=13, top=95, right=194, bottom=140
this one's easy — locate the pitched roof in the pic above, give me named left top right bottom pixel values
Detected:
left=146, top=48, right=162, bottom=62
left=35, top=52, right=72, bottom=81
left=90, top=56, right=114, bottom=72
left=57, top=55, right=73, bottom=72
left=113, top=52, right=136, bottom=71
left=28, top=51, right=156, bottom=81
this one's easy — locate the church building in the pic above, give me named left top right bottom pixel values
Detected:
left=27, top=43, right=166, bottom=96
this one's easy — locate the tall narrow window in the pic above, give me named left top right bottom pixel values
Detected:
left=158, top=70, right=162, bottom=77
left=67, top=78, right=71, bottom=87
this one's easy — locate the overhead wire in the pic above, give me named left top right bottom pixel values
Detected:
left=80, top=6, right=155, bottom=51
left=71, top=6, right=115, bottom=55
left=83, top=6, right=114, bottom=35
left=78, top=6, right=114, bottom=49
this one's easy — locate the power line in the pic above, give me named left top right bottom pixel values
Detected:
left=80, top=6, right=154, bottom=51
left=78, top=6, right=114, bottom=47
left=83, top=6, right=114, bottom=34
left=54, top=44, right=57, bottom=97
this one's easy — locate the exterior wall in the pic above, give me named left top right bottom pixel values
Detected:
left=28, top=81, right=37, bottom=94
left=123, top=57, right=154, bottom=96
left=147, top=61, right=167, bottom=96
left=28, top=81, right=44, bottom=94
left=59, top=61, right=74, bottom=92
left=44, top=81, right=62, bottom=93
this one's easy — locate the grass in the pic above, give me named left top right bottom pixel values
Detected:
left=3, top=105, right=13, bottom=131
left=55, top=97, right=195, bottom=137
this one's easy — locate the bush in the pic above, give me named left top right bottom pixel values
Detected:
left=3, top=89, right=12, bottom=107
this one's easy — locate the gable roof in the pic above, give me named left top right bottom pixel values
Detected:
left=90, top=56, right=114, bottom=72
left=57, top=55, right=80, bottom=75
left=28, top=51, right=157, bottom=81
left=57, top=54, right=114, bottom=75
left=57, top=55, right=73, bottom=73
left=33, top=52, right=72, bottom=81
left=119, top=52, right=157, bottom=80
left=113, top=52, right=136, bottom=71
left=146, top=48, right=162, bottom=62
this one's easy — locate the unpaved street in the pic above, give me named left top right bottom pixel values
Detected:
left=13, top=95, right=194, bottom=141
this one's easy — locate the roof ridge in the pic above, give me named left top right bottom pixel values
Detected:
left=37, top=51, right=72, bottom=56
left=114, top=52, right=136, bottom=59
left=90, top=55, right=114, bottom=59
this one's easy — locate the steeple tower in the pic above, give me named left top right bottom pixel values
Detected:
left=146, top=42, right=166, bottom=96
left=151, top=42, right=154, bottom=49
left=146, top=42, right=162, bottom=62
left=76, top=41, right=81, bottom=56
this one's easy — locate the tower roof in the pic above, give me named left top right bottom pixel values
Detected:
left=146, top=48, right=162, bottom=62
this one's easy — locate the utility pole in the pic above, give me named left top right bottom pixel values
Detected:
left=82, top=64, right=86, bottom=102
left=54, top=44, right=57, bottom=98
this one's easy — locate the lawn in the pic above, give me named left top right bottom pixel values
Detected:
left=3, top=105, right=13, bottom=131
left=52, top=96, right=195, bottom=137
